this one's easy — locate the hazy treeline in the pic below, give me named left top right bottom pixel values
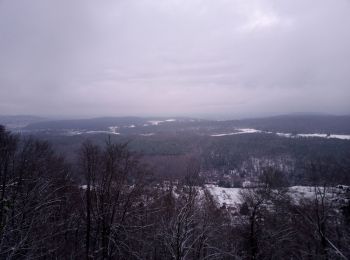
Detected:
left=28, top=130, right=350, bottom=186
left=1, top=125, right=350, bottom=259
left=201, top=133, right=350, bottom=185
left=18, top=115, right=350, bottom=135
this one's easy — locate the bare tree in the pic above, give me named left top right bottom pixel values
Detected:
left=0, top=128, right=74, bottom=259
left=80, top=140, right=100, bottom=259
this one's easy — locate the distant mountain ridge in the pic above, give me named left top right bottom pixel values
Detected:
left=0, top=115, right=46, bottom=129
left=12, top=114, right=350, bottom=135
left=230, top=114, right=350, bottom=134
left=22, top=117, right=198, bottom=131
left=24, top=117, right=150, bottom=130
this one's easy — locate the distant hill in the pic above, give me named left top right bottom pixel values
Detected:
left=0, top=115, right=46, bottom=129
left=24, top=117, right=149, bottom=131
left=230, top=114, right=350, bottom=134
left=20, top=114, right=350, bottom=135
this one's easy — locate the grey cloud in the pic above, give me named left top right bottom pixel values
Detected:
left=0, top=0, right=349, bottom=118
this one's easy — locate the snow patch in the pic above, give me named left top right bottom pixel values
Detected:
left=276, top=132, right=293, bottom=138
left=298, top=133, right=328, bottom=138
left=211, top=128, right=261, bottom=137
left=64, top=130, right=83, bottom=136
left=328, top=134, right=350, bottom=140
left=206, top=185, right=342, bottom=207
left=108, top=126, right=119, bottom=134
left=86, top=130, right=119, bottom=135
left=278, top=133, right=350, bottom=140
left=205, top=185, right=241, bottom=206
left=148, top=120, right=163, bottom=126
left=140, top=133, right=155, bottom=136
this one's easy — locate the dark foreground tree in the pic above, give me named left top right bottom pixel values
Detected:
left=0, top=126, right=75, bottom=259
left=79, top=138, right=152, bottom=259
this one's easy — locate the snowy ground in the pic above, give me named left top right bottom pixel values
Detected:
left=140, top=133, right=155, bottom=136
left=211, top=128, right=261, bottom=137
left=289, top=133, right=350, bottom=140
left=211, top=128, right=350, bottom=140
left=205, top=185, right=241, bottom=206
left=148, top=119, right=177, bottom=126
left=205, top=185, right=346, bottom=207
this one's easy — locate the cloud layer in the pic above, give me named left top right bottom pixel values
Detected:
left=1, top=0, right=349, bottom=118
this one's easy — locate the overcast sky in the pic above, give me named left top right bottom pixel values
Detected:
left=0, top=0, right=350, bottom=119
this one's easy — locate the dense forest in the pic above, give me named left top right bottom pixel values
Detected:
left=1, top=125, right=350, bottom=259
left=27, top=128, right=350, bottom=186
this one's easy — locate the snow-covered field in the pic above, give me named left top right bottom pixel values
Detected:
left=211, top=128, right=350, bottom=140
left=205, top=185, right=346, bottom=207
left=289, top=133, right=350, bottom=140
left=65, top=129, right=121, bottom=136
left=276, top=132, right=293, bottom=138
left=211, top=128, right=262, bottom=137
left=140, top=133, right=155, bottom=136
left=148, top=119, right=177, bottom=126
left=108, top=126, right=120, bottom=134
left=86, top=130, right=120, bottom=135
left=205, top=185, right=241, bottom=206
left=327, top=134, right=350, bottom=140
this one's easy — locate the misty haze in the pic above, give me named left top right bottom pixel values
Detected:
left=1, top=1, right=350, bottom=259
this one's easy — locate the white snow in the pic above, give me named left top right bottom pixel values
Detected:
left=287, top=186, right=343, bottom=204
left=208, top=126, right=350, bottom=140
left=297, top=133, right=328, bottom=138
left=252, top=131, right=350, bottom=140
left=148, top=120, right=163, bottom=126
left=86, top=130, right=120, bottom=135
left=238, top=128, right=262, bottom=134
left=140, top=133, right=155, bottom=136
left=108, top=126, right=119, bottom=133
left=291, top=133, right=350, bottom=140
left=288, top=186, right=317, bottom=200
left=205, top=185, right=241, bottom=206
left=65, top=130, right=83, bottom=136
left=147, top=119, right=176, bottom=125
left=328, top=134, right=350, bottom=140
left=205, top=185, right=341, bottom=207
left=64, top=128, right=121, bottom=136
left=211, top=128, right=261, bottom=137
left=211, top=133, right=239, bottom=137
left=276, top=132, right=293, bottom=138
